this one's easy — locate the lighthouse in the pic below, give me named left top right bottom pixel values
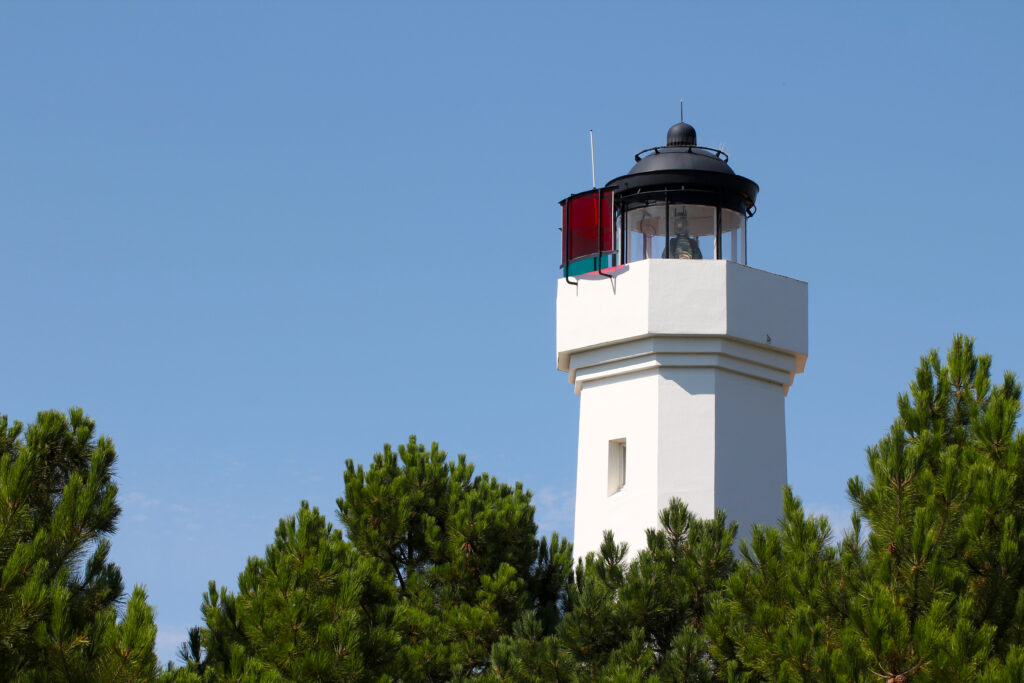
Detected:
left=556, top=117, right=808, bottom=560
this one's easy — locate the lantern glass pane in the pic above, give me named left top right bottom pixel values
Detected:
left=626, top=204, right=665, bottom=262
left=666, top=203, right=714, bottom=260
left=720, top=209, right=746, bottom=264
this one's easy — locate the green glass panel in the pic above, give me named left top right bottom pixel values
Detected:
left=564, top=255, right=613, bottom=277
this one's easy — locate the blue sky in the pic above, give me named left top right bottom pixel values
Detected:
left=4, top=1, right=1023, bottom=665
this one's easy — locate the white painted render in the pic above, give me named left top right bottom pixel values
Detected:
left=556, top=259, right=808, bottom=561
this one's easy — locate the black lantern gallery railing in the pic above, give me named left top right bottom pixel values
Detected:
left=560, top=119, right=759, bottom=282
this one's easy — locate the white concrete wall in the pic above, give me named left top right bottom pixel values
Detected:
left=713, top=369, right=787, bottom=534
left=558, top=259, right=808, bottom=561
left=557, top=259, right=808, bottom=380
left=656, top=369, right=718, bottom=520
left=573, top=371, right=661, bottom=557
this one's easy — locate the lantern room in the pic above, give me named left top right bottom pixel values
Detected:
left=560, top=120, right=759, bottom=278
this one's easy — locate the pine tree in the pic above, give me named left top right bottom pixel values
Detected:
left=0, top=408, right=158, bottom=682
left=706, top=489, right=852, bottom=682
left=839, top=335, right=1024, bottom=681
left=181, top=437, right=571, bottom=681
left=487, top=500, right=736, bottom=681
left=171, top=336, right=1024, bottom=681
left=484, top=335, right=1024, bottom=682
left=188, top=502, right=397, bottom=682
left=712, top=335, right=1024, bottom=682
left=342, top=437, right=569, bottom=680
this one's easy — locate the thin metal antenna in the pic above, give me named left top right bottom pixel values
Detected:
left=680, top=100, right=684, bottom=121
left=589, top=129, right=596, bottom=189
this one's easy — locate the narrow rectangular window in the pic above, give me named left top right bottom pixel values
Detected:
left=608, top=439, right=626, bottom=495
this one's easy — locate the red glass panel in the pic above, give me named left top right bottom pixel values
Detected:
left=560, top=190, right=614, bottom=266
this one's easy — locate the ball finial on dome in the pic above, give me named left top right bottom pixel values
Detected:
left=666, top=121, right=697, bottom=147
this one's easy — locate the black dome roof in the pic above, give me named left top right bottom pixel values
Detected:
left=627, top=146, right=735, bottom=176
left=605, top=120, right=758, bottom=213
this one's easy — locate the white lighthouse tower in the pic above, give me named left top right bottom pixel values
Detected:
left=556, top=118, right=807, bottom=560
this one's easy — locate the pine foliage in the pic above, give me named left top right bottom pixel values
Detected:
left=0, top=408, right=158, bottom=682
left=486, top=500, right=737, bottom=681
left=484, top=335, right=1024, bottom=681
left=176, top=437, right=572, bottom=682
left=712, top=335, right=1024, bottom=681
left=171, top=335, right=1024, bottom=682
left=841, top=335, right=1024, bottom=681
